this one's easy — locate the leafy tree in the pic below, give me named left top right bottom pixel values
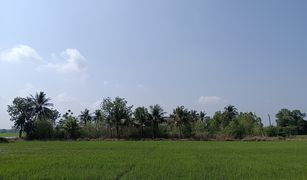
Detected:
left=133, top=107, right=150, bottom=138
left=34, top=117, right=54, bottom=139
left=49, top=109, right=60, bottom=126
left=63, top=113, right=80, bottom=139
left=264, top=125, right=278, bottom=137
left=276, top=109, right=307, bottom=136
left=208, top=111, right=224, bottom=134
left=8, top=92, right=58, bottom=139
left=226, top=112, right=263, bottom=139
left=56, top=110, right=80, bottom=139
left=101, top=97, right=133, bottom=138
left=7, top=97, right=32, bottom=138
left=79, top=108, right=92, bottom=125
left=149, top=104, right=165, bottom=139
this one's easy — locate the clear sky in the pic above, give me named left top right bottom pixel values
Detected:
left=0, top=0, right=307, bottom=128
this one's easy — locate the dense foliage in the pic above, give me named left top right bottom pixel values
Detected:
left=7, top=92, right=307, bottom=140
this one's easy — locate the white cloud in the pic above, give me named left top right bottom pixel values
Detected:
left=45, top=48, right=87, bottom=73
left=0, top=45, right=42, bottom=63
left=1, top=45, right=87, bottom=78
left=198, top=96, right=223, bottom=106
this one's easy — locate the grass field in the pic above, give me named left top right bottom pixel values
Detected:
left=0, top=133, right=18, bottom=137
left=1, top=141, right=307, bottom=179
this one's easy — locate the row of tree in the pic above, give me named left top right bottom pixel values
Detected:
left=7, top=92, right=307, bottom=140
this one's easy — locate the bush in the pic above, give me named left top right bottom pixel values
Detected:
left=0, top=137, right=9, bottom=143
left=53, top=126, right=66, bottom=139
left=264, top=126, right=278, bottom=137
left=63, top=117, right=80, bottom=139
left=34, top=119, right=53, bottom=139
left=24, top=118, right=53, bottom=140
left=277, top=126, right=298, bottom=137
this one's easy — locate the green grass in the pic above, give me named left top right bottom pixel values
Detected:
left=0, top=133, right=18, bottom=137
left=1, top=141, right=307, bottom=179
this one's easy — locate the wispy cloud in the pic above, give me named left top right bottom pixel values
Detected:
left=45, top=48, right=87, bottom=73
left=0, top=45, right=42, bottom=63
left=198, top=96, right=223, bottom=106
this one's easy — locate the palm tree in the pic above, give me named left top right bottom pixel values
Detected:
left=79, top=108, right=92, bottom=125
left=199, top=111, right=207, bottom=122
left=170, top=106, right=191, bottom=138
left=222, top=105, right=238, bottom=128
left=94, top=109, right=103, bottom=125
left=134, top=107, right=150, bottom=138
left=29, top=91, right=54, bottom=120
left=224, top=105, right=238, bottom=119
left=149, top=104, right=165, bottom=139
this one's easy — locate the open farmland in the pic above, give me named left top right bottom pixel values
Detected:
left=0, top=133, right=18, bottom=137
left=0, top=141, right=307, bottom=179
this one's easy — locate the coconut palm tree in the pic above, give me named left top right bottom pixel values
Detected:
left=79, top=108, right=92, bottom=125
left=101, top=97, right=133, bottom=138
left=224, top=105, right=238, bottom=119
left=29, top=91, right=54, bottom=120
left=93, top=109, right=103, bottom=125
left=149, top=104, right=165, bottom=139
left=222, top=105, right=238, bottom=128
left=134, top=107, right=150, bottom=138
left=170, top=106, right=192, bottom=138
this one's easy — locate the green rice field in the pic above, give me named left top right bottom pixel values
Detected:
left=1, top=141, right=307, bottom=179
left=0, top=133, right=18, bottom=137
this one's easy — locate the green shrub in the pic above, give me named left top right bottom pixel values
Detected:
left=264, top=126, right=278, bottom=137
left=0, top=137, right=9, bottom=143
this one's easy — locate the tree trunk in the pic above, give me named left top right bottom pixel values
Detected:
left=179, top=126, right=182, bottom=139
left=141, top=125, right=143, bottom=138
left=152, top=120, right=155, bottom=139
left=19, top=125, right=23, bottom=138
left=116, top=124, right=120, bottom=139
left=156, top=124, right=159, bottom=138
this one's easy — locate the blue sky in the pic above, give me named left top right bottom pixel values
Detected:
left=0, top=0, right=307, bottom=128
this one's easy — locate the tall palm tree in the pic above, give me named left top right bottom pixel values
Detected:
left=79, top=108, right=92, bottom=125
left=134, top=107, right=150, bottom=138
left=222, top=105, right=238, bottom=128
left=29, top=91, right=54, bottom=120
left=149, top=104, right=165, bottom=139
left=170, top=106, right=192, bottom=138
left=199, top=111, right=207, bottom=122
left=224, top=105, right=238, bottom=119
left=94, top=109, right=103, bottom=125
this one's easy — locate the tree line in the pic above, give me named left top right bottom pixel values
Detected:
left=7, top=91, right=307, bottom=140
